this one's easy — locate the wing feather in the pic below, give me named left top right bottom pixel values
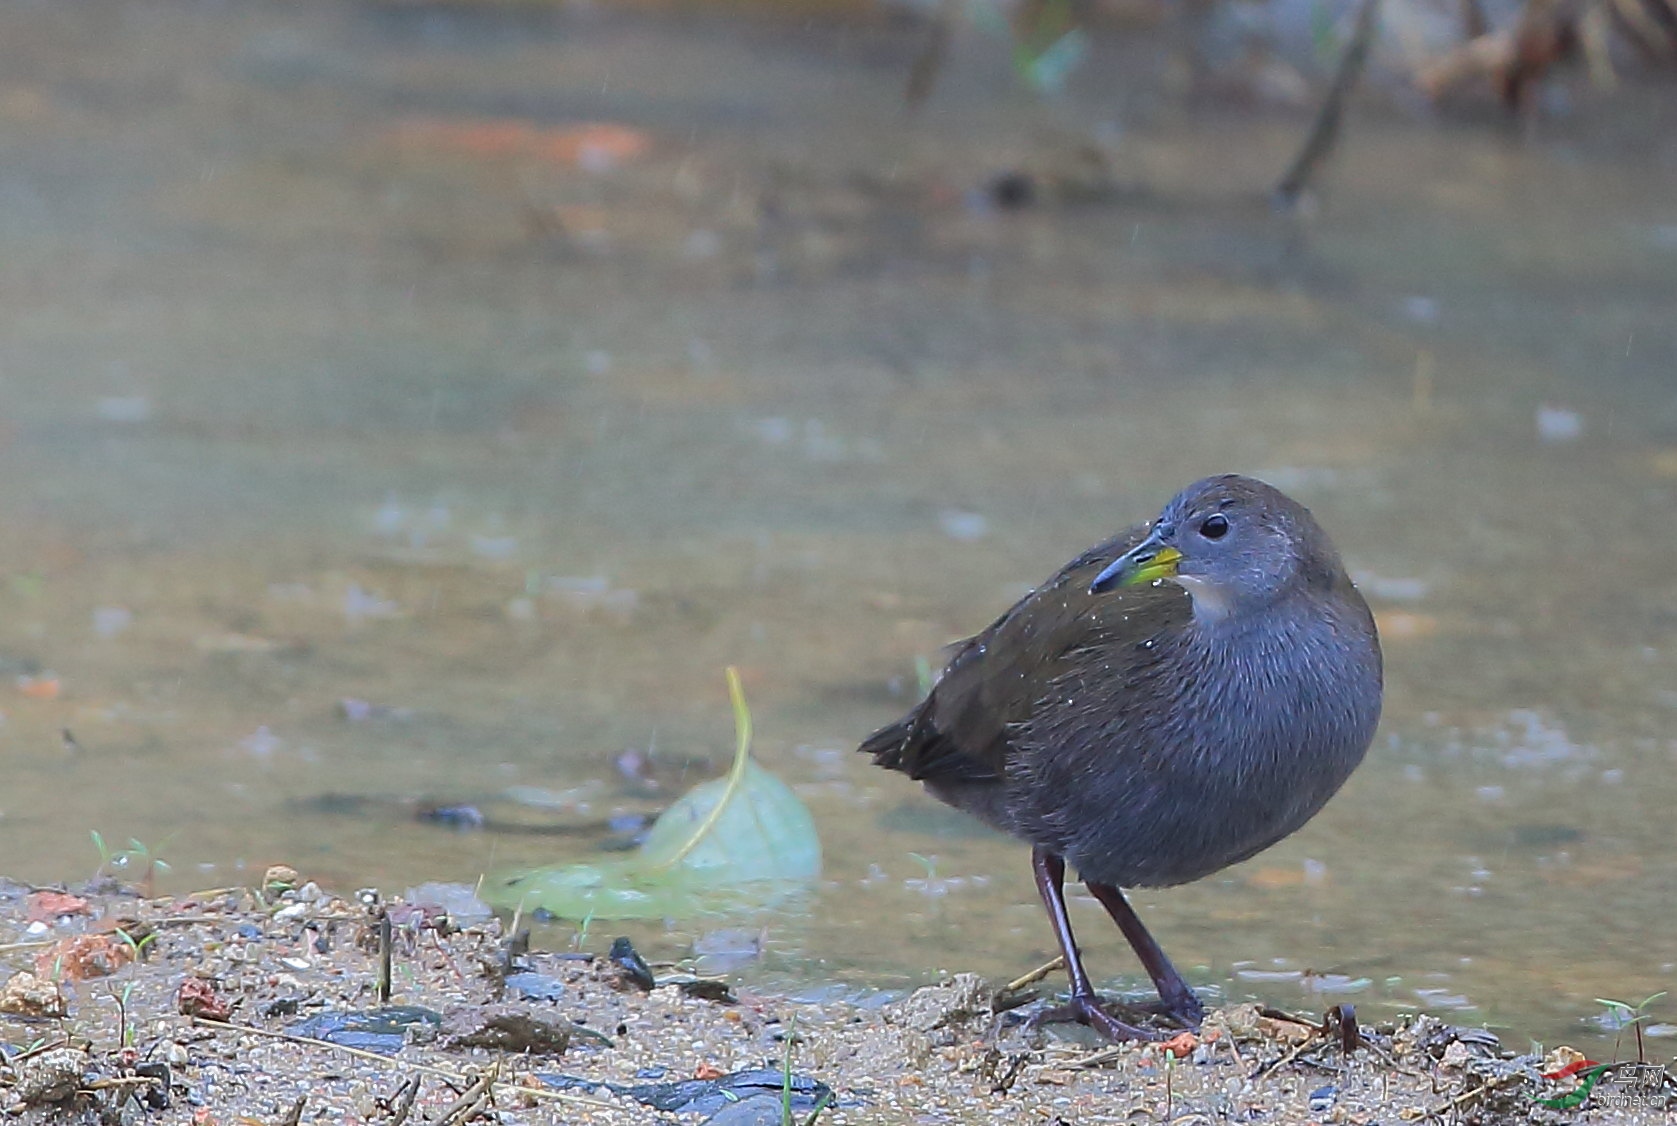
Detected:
left=862, top=525, right=1188, bottom=783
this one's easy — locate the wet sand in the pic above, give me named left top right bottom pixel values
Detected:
left=3, top=874, right=1671, bottom=1123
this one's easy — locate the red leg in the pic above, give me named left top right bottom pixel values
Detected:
left=1085, top=880, right=1204, bottom=1028
left=1030, top=847, right=1154, bottom=1041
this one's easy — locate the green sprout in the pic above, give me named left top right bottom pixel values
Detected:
left=778, top=1015, right=832, bottom=1126
left=1593, top=991, right=1667, bottom=1063
left=571, top=909, right=597, bottom=952
left=112, top=927, right=157, bottom=963
left=108, top=981, right=139, bottom=1049
left=90, top=832, right=173, bottom=897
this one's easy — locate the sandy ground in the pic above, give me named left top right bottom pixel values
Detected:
left=3, top=0, right=1677, bottom=1059
left=1, top=872, right=1671, bottom=1125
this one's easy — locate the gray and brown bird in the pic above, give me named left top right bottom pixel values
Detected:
left=860, top=474, right=1382, bottom=1040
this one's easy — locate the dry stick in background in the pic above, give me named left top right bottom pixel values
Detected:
left=1620, top=0, right=1677, bottom=55
left=384, top=1075, right=422, bottom=1126
left=377, top=908, right=394, bottom=1004
left=189, top=1017, right=623, bottom=1114
left=1273, top=0, right=1382, bottom=209
left=1461, top=0, right=1490, bottom=38
left=905, top=0, right=960, bottom=111
left=438, top=1065, right=499, bottom=1126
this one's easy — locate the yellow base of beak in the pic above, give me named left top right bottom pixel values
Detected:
left=1123, top=545, right=1182, bottom=586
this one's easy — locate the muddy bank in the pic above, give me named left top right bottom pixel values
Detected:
left=1, top=0, right=1675, bottom=1055
left=1, top=873, right=1670, bottom=1124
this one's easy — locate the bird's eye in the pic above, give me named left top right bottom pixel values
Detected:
left=1199, top=514, right=1229, bottom=540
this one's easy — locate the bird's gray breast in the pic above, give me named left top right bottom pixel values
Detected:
left=1010, top=601, right=1380, bottom=888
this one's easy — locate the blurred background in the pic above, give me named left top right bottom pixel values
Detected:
left=0, top=0, right=1674, bottom=1052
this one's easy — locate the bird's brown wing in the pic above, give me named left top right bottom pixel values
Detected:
left=862, top=525, right=1191, bottom=783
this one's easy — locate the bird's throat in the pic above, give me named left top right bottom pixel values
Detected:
left=1170, top=575, right=1237, bottom=625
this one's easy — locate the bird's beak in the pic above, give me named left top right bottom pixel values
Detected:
left=1090, top=540, right=1182, bottom=594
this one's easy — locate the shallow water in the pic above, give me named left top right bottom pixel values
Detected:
left=1, top=0, right=1674, bottom=1054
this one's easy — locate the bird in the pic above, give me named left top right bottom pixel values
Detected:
left=859, top=474, right=1382, bottom=1041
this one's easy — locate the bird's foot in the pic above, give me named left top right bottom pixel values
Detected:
left=1032, top=994, right=1157, bottom=1042
left=1045, top=989, right=1203, bottom=1030
left=1168, top=993, right=1205, bottom=1030
left=1133, top=989, right=1205, bottom=1030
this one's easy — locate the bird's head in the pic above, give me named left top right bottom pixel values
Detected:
left=1090, top=475, right=1341, bottom=621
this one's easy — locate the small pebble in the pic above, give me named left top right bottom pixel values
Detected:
left=93, top=606, right=133, bottom=638
left=1536, top=403, right=1583, bottom=443
left=505, top=972, right=567, bottom=1002
left=1401, top=296, right=1440, bottom=324
left=95, top=396, right=153, bottom=423
left=938, top=510, right=989, bottom=542
left=703, top=1093, right=786, bottom=1126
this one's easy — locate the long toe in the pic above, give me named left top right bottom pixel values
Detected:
left=1158, top=988, right=1205, bottom=1030
left=1173, top=993, right=1205, bottom=1030
left=1127, top=993, right=1205, bottom=1029
left=1033, top=997, right=1157, bottom=1042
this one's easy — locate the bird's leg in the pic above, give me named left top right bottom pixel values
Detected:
left=1084, top=880, right=1204, bottom=1029
left=1030, top=847, right=1154, bottom=1042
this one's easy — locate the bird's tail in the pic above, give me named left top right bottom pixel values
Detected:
left=857, top=711, right=917, bottom=771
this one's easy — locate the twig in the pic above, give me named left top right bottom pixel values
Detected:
left=438, top=1065, right=497, bottom=1126
left=277, top=1095, right=306, bottom=1126
left=8, top=1036, right=74, bottom=1065
left=1324, top=1003, right=1360, bottom=1053
left=1420, top=1074, right=1520, bottom=1120
left=384, top=1075, right=422, bottom=1126
left=905, top=0, right=960, bottom=111
left=1460, top=0, right=1488, bottom=37
left=1357, top=1035, right=1437, bottom=1087
left=1248, top=1032, right=1328, bottom=1080
left=1068, top=1044, right=1127, bottom=1069
left=0, top=941, right=53, bottom=954
left=146, top=915, right=268, bottom=926
left=1002, top=956, right=1065, bottom=995
left=988, top=1051, right=1030, bottom=1094
left=124, top=912, right=363, bottom=929
left=376, top=908, right=394, bottom=1004
left=1611, top=0, right=1677, bottom=57
left=188, top=1017, right=623, bottom=1112
left=425, top=928, right=470, bottom=986
left=1220, top=1029, right=1245, bottom=1070
left=1274, top=0, right=1382, bottom=209
left=81, top=1076, right=164, bottom=1093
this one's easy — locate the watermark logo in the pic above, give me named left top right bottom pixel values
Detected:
left=1593, top=1063, right=1671, bottom=1111
left=1535, top=1059, right=1672, bottom=1111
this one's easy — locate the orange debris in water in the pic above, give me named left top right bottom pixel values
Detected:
left=1247, top=866, right=1307, bottom=890
left=16, top=675, right=60, bottom=700
left=389, top=118, right=650, bottom=169
left=1373, top=610, right=1439, bottom=641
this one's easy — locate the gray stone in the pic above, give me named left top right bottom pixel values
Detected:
left=884, top=973, right=991, bottom=1033
left=704, top=1093, right=788, bottom=1126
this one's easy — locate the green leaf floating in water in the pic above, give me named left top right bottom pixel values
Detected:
left=486, top=668, right=821, bottom=920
